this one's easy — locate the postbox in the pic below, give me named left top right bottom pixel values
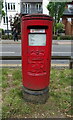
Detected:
left=21, top=14, right=53, bottom=103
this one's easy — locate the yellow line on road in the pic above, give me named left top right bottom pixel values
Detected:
left=0, top=64, right=69, bottom=67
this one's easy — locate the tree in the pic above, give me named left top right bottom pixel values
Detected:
left=0, top=0, right=5, bottom=18
left=47, top=2, right=66, bottom=35
left=0, top=0, right=5, bottom=35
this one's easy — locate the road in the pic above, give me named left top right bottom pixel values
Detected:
left=0, top=41, right=72, bottom=67
left=0, top=43, right=71, bottom=56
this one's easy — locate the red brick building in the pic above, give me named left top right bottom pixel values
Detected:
left=62, top=1, right=73, bottom=35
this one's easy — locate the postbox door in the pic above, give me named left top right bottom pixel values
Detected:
left=27, top=29, right=48, bottom=76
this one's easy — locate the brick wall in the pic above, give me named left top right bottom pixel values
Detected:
left=62, top=17, right=73, bottom=35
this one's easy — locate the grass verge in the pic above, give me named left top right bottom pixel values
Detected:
left=1, top=68, right=72, bottom=118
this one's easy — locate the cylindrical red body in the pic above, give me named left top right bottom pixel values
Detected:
left=21, top=14, right=53, bottom=90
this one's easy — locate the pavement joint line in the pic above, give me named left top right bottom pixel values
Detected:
left=0, top=64, right=69, bottom=67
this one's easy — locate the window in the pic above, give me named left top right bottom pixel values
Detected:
left=7, top=3, right=15, bottom=10
left=8, top=3, right=10, bottom=9
left=35, top=3, right=42, bottom=12
left=23, top=3, right=31, bottom=14
left=3, top=16, right=8, bottom=24
left=13, top=4, right=15, bottom=10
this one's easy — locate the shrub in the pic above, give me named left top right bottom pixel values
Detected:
left=1, top=34, right=73, bottom=40
left=9, top=35, right=13, bottom=39
left=1, top=35, right=21, bottom=40
left=56, top=23, right=65, bottom=34
left=0, top=29, right=5, bottom=35
left=53, top=35, right=57, bottom=40
left=2, top=35, right=8, bottom=39
left=53, top=35, right=73, bottom=40
left=60, top=35, right=73, bottom=40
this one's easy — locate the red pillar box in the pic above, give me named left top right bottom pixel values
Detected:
left=21, top=14, right=53, bottom=103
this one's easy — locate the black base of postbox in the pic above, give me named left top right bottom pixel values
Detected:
left=22, top=86, right=49, bottom=104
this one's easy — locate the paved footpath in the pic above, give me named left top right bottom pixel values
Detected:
left=0, top=39, right=72, bottom=45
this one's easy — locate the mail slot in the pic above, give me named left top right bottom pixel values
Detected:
left=21, top=14, right=53, bottom=103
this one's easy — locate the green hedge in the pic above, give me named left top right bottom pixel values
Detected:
left=2, top=35, right=13, bottom=39
left=53, top=35, right=73, bottom=40
left=2, top=35, right=21, bottom=40
left=60, top=35, right=73, bottom=40
left=1, top=35, right=73, bottom=40
left=0, top=29, right=5, bottom=35
left=53, top=35, right=57, bottom=40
